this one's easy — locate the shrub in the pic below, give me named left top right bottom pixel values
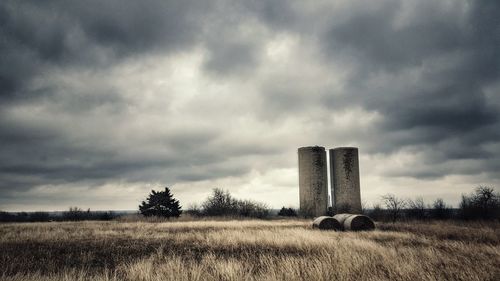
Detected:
left=185, top=203, right=203, bottom=217
left=201, top=188, right=238, bottom=216
left=62, top=207, right=87, bottom=221
left=96, top=211, right=116, bottom=221
left=29, top=211, right=51, bottom=222
left=369, top=204, right=385, bottom=221
left=237, top=200, right=269, bottom=218
left=0, top=211, right=16, bottom=222
left=278, top=207, right=297, bottom=217
left=200, top=188, right=270, bottom=218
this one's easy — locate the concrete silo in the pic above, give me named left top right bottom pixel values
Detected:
left=298, top=146, right=328, bottom=217
left=330, top=147, right=362, bottom=213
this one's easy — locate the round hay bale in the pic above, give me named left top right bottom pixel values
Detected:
left=312, top=216, right=341, bottom=230
left=333, top=213, right=354, bottom=230
left=343, top=215, right=375, bottom=231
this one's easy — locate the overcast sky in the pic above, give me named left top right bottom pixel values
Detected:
left=1, top=0, right=499, bottom=211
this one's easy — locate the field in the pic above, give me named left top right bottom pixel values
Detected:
left=1, top=219, right=499, bottom=281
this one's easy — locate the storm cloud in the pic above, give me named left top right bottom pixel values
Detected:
left=1, top=0, right=499, bottom=211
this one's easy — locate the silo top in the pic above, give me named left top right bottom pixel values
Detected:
left=298, top=146, right=325, bottom=152
left=330, top=147, right=358, bottom=151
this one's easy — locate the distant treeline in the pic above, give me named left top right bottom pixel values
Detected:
left=2, top=186, right=498, bottom=223
left=0, top=207, right=120, bottom=222
left=368, top=186, right=500, bottom=222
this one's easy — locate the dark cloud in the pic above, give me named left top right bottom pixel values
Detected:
left=316, top=0, right=500, bottom=176
left=0, top=0, right=208, bottom=101
left=324, top=1, right=464, bottom=71
left=1, top=0, right=499, bottom=210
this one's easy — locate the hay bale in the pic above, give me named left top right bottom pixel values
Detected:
left=333, top=213, right=375, bottom=231
left=343, top=214, right=375, bottom=231
left=312, top=216, right=341, bottom=230
left=333, top=213, right=354, bottom=230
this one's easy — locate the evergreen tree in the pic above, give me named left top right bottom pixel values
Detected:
left=139, top=187, right=182, bottom=218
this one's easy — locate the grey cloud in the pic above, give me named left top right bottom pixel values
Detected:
left=313, top=0, right=500, bottom=178
left=0, top=97, right=282, bottom=197
left=203, top=40, right=260, bottom=76
left=324, top=1, right=465, bottom=72
left=3, top=0, right=206, bottom=61
left=0, top=0, right=269, bottom=200
left=1, top=0, right=500, bottom=210
left=0, top=0, right=208, bottom=101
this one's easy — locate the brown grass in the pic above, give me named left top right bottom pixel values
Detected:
left=1, top=219, right=499, bottom=281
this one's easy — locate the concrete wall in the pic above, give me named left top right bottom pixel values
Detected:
left=298, top=146, right=328, bottom=217
left=330, top=147, right=362, bottom=213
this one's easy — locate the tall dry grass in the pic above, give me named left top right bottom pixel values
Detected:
left=1, top=219, right=499, bottom=281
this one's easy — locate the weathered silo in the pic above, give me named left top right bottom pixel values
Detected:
left=330, top=147, right=362, bottom=213
left=298, top=146, right=328, bottom=217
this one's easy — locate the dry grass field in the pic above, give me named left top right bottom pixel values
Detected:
left=1, top=219, right=499, bottom=281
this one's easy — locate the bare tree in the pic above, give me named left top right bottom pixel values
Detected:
left=407, top=197, right=427, bottom=220
left=201, top=188, right=238, bottom=216
left=381, top=194, right=406, bottom=223
left=200, top=188, right=270, bottom=218
left=431, top=198, right=451, bottom=220
left=460, top=186, right=500, bottom=220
